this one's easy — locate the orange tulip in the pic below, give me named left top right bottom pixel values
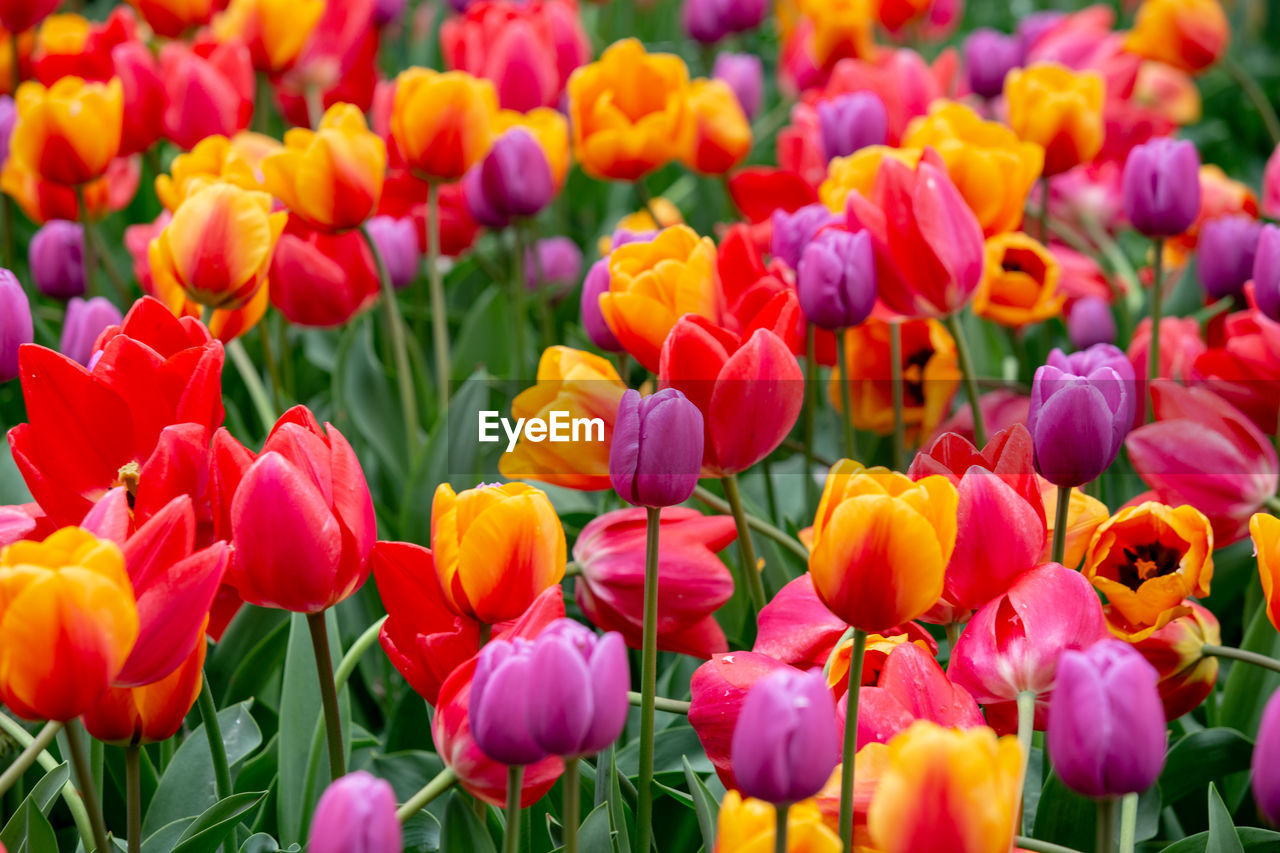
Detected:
left=1126, top=0, right=1228, bottom=75
left=819, top=145, right=921, bottom=213
left=431, top=481, right=567, bottom=624
left=262, top=103, right=386, bottom=232
left=9, top=76, right=122, bottom=185
left=391, top=67, right=498, bottom=182
left=1128, top=598, right=1220, bottom=720
left=600, top=224, right=721, bottom=372
left=567, top=38, right=692, bottom=182
left=973, top=232, right=1065, bottom=328
left=902, top=102, right=1045, bottom=236
left=212, top=0, right=324, bottom=75
left=1, top=153, right=139, bottom=224
left=809, top=460, right=957, bottom=631
left=1039, top=482, right=1108, bottom=569
left=498, top=347, right=626, bottom=491
left=682, top=78, right=752, bottom=176
left=0, top=527, right=138, bottom=721
left=155, top=132, right=281, bottom=213
left=1005, top=62, right=1105, bottom=177
left=1083, top=501, right=1213, bottom=638
left=596, top=197, right=684, bottom=255
left=126, top=0, right=216, bottom=39
left=1252, top=513, right=1280, bottom=632
left=148, top=181, right=286, bottom=311
left=798, top=0, right=877, bottom=70
left=867, top=721, right=1021, bottom=853
left=82, top=627, right=206, bottom=745
left=497, top=107, right=571, bottom=188
left=714, top=792, right=843, bottom=853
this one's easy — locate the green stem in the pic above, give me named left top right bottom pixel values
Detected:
left=1096, top=795, right=1117, bottom=853
left=1079, top=217, right=1141, bottom=336
left=198, top=674, right=236, bottom=853
left=838, top=629, right=868, bottom=850
left=504, top=765, right=524, bottom=853
left=890, top=319, right=905, bottom=471
left=1147, top=238, right=1164, bottom=423
left=775, top=801, right=789, bottom=853
left=427, top=183, right=451, bottom=416
left=946, top=312, right=986, bottom=447
left=86, top=223, right=131, bottom=304
left=1039, top=175, right=1051, bottom=243
left=1016, top=690, right=1037, bottom=826
left=722, top=474, right=768, bottom=613
left=1266, top=495, right=1280, bottom=514
left=257, top=319, right=284, bottom=412
left=1222, top=55, right=1280, bottom=146
left=305, top=85, right=325, bottom=130
left=65, top=721, right=110, bottom=853
left=803, top=325, right=818, bottom=514
left=692, top=485, right=808, bottom=562
left=226, top=338, right=276, bottom=435
left=634, top=180, right=662, bottom=228
left=76, top=185, right=99, bottom=299
left=126, top=745, right=141, bottom=853
left=395, top=767, right=458, bottom=823
left=1051, top=486, right=1071, bottom=567
left=512, top=224, right=529, bottom=374
left=563, top=759, right=580, bottom=853
left=0, top=720, right=62, bottom=799
left=306, top=611, right=345, bottom=782
left=0, top=715, right=92, bottom=846
left=1016, top=838, right=1086, bottom=853
left=627, top=692, right=691, bottom=715
left=1202, top=643, right=1280, bottom=675
left=636, top=506, right=661, bottom=853
left=364, top=224, right=420, bottom=456
left=1118, top=792, right=1138, bottom=853
left=835, top=330, right=858, bottom=460
left=0, top=194, right=12, bottom=272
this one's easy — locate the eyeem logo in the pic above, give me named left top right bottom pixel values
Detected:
left=478, top=410, right=606, bottom=453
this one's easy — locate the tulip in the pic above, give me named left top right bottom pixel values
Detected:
left=1191, top=306, right=1280, bottom=433
left=10, top=76, right=123, bottom=186
left=1, top=154, right=141, bottom=226
left=391, top=68, right=498, bottom=181
left=29, top=220, right=84, bottom=299
left=1251, top=513, right=1280, bottom=634
left=0, top=96, right=15, bottom=167
left=0, top=0, right=58, bottom=33
left=1040, top=483, right=1110, bottom=569
left=715, top=793, right=842, bottom=853
left=496, top=106, right=571, bottom=189
left=964, top=28, right=1023, bottom=99
left=431, top=481, right=566, bottom=624
left=867, top=722, right=1022, bottom=853
left=154, top=132, right=278, bottom=212
left=60, top=297, right=123, bottom=367
left=111, top=41, right=166, bottom=158
left=374, top=0, right=405, bottom=26
left=690, top=651, right=796, bottom=789
left=363, top=216, right=420, bottom=290
left=261, top=103, right=386, bottom=232
left=308, top=772, right=402, bottom=853
left=1267, top=145, right=1280, bottom=221
left=580, top=260, right=622, bottom=352
left=682, top=0, right=768, bottom=43
left=973, top=232, right=1064, bottom=327
left=1197, top=215, right=1263, bottom=300
left=1122, top=138, right=1201, bottom=239
left=1255, top=688, right=1280, bottom=825
left=682, top=78, right=752, bottom=176
left=731, top=668, right=840, bottom=805
left=1027, top=345, right=1136, bottom=488
left=1126, top=0, right=1229, bottom=75
left=853, top=642, right=985, bottom=749
left=1067, top=297, right=1117, bottom=350
left=158, top=40, right=255, bottom=151
left=0, top=527, right=138, bottom=721
left=525, top=619, right=629, bottom=757
left=272, top=0, right=381, bottom=128
left=1129, top=598, right=1220, bottom=720
left=462, top=128, right=554, bottom=228
left=525, top=237, right=582, bottom=298
left=126, top=0, right=216, bottom=38
left=213, top=0, right=324, bottom=74
left=712, top=52, right=763, bottom=121
left=818, top=93, right=888, bottom=163
left=267, top=219, right=380, bottom=328
left=0, top=271, right=31, bottom=384
left=1005, top=62, right=1105, bottom=177
left=470, top=637, right=549, bottom=765
left=82, top=637, right=206, bottom=745
left=1048, top=640, right=1166, bottom=798
left=771, top=204, right=838, bottom=272
left=229, top=407, right=376, bottom=614
left=796, top=228, right=877, bottom=330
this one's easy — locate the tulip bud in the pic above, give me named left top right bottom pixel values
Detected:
left=526, top=619, right=629, bottom=757
left=374, top=0, right=407, bottom=26
left=771, top=204, right=838, bottom=271
left=964, top=28, right=1023, bottom=99
left=1255, top=688, right=1280, bottom=825
left=463, top=128, right=554, bottom=229
left=581, top=259, right=623, bottom=352
left=1256, top=224, right=1280, bottom=323
left=797, top=229, right=877, bottom=329
left=61, top=297, right=123, bottom=367
left=818, top=92, right=889, bottom=161
left=609, top=388, right=704, bottom=508
left=684, top=0, right=765, bottom=43
left=29, top=220, right=85, bottom=299
left=1048, top=640, right=1166, bottom=798
left=1122, top=138, right=1202, bottom=238
left=1197, top=214, right=1263, bottom=301
left=712, top=52, right=763, bottom=121
left=1066, top=297, right=1116, bottom=350
left=470, top=637, right=549, bottom=765
left=0, top=271, right=32, bottom=383
left=731, top=668, right=840, bottom=804
left=526, top=237, right=583, bottom=299
left=1129, top=598, right=1220, bottom=721
left=364, top=216, right=421, bottom=291
left=308, top=771, right=402, bottom=853
left=0, top=96, right=15, bottom=168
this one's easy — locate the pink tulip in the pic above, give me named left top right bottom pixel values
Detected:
left=1265, top=143, right=1280, bottom=221
left=689, top=651, right=795, bottom=790
left=848, top=642, right=984, bottom=749
left=0, top=506, right=37, bottom=547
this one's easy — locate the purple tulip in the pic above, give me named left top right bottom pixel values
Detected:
left=0, top=96, right=15, bottom=168
left=722, top=0, right=768, bottom=33
left=611, top=228, right=656, bottom=249
left=683, top=0, right=766, bottom=43
left=470, top=638, right=548, bottom=765
left=29, top=221, right=86, bottom=299
left=1066, top=297, right=1117, bottom=350
left=609, top=388, right=704, bottom=508
left=1048, top=640, right=1166, bottom=798
left=1017, top=11, right=1064, bottom=51
left=1253, top=688, right=1280, bottom=824
left=713, top=52, right=764, bottom=121
left=463, top=128, right=553, bottom=228
left=771, top=204, right=838, bottom=272
left=797, top=229, right=876, bottom=329
left=0, top=270, right=31, bottom=383
left=964, top=28, right=1024, bottom=99
left=308, top=771, right=402, bottom=853
left=730, top=668, right=840, bottom=804
left=61, top=297, right=123, bottom=367
left=1122, top=138, right=1202, bottom=238
left=1255, top=224, right=1280, bottom=323
left=373, top=0, right=406, bottom=26
left=1027, top=344, right=1135, bottom=487
left=526, top=619, right=629, bottom=757
left=365, top=216, right=420, bottom=290
left=818, top=92, right=888, bottom=161
left=1198, top=214, right=1264, bottom=300
left=581, top=259, right=622, bottom=352
left=526, top=236, right=583, bottom=298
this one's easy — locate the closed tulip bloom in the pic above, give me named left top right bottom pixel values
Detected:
left=29, top=220, right=84, bottom=299
left=819, top=146, right=923, bottom=215
left=82, top=636, right=206, bottom=745
left=712, top=52, right=763, bottom=121
left=818, top=92, right=888, bottom=162
left=0, top=527, right=139, bottom=721
left=964, top=28, right=1023, bottom=99
left=0, top=96, right=15, bottom=167
left=1126, top=0, right=1229, bottom=75
left=308, top=771, right=402, bottom=853
left=392, top=68, right=498, bottom=181
left=1122, top=138, right=1202, bottom=238
left=1130, top=598, right=1220, bottom=720
left=268, top=219, right=381, bottom=327
left=610, top=388, right=704, bottom=507
left=213, top=0, right=324, bottom=74
left=1067, top=297, right=1117, bottom=350
left=112, top=41, right=166, bottom=158
left=463, top=128, right=554, bottom=227
left=155, top=133, right=278, bottom=212
left=732, top=669, right=840, bottom=804
left=690, top=651, right=795, bottom=789
left=797, top=228, right=877, bottom=330
left=526, top=619, right=629, bottom=756
left=580, top=260, right=622, bottom=352
left=127, top=0, right=216, bottom=38
left=974, top=232, right=1064, bottom=327
left=1198, top=215, right=1263, bottom=300
left=61, top=297, right=123, bottom=366
left=1251, top=513, right=1280, bottom=633
left=10, top=77, right=123, bottom=186
left=1005, top=63, right=1105, bottom=176
left=525, top=237, right=582, bottom=297
left=1255, top=689, right=1280, bottom=825
left=682, top=77, right=752, bottom=176
left=853, top=642, right=985, bottom=748
left=0, top=271, right=31, bottom=383
left=363, top=216, right=419, bottom=290
left=1252, top=225, right=1280, bottom=323
left=715, top=793, right=842, bottom=853
left=771, top=204, right=838, bottom=272
left=158, top=40, right=255, bottom=151
left=1048, top=640, right=1167, bottom=798
left=470, top=637, right=549, bottom=764
left=0, top=0, right=59, bottom=33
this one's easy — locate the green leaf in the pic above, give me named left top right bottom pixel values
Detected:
left=0, top=762, right=69, bottom=849
left=144, top=700, right=263, bottom=837
left=403, top=810, right=442, bottom=853
left=1030, top=771, right=1096, bottom=850
left=575, top=802, right=616, bottom=853
left=1160, top=827, right=1280, bottom=852
left=682, top=755, right=718, bottom=853
left=616, top=727, right=714, bottom=779
left=238, top=834, right=301, bottom=853
left=605, top=744, right=633, bottom=853
left=171, top=791, right=267, bottom=853
left=1161, top=728, right=1255, bottom=805
left=1207, top=783, right=1246, bottom=853
left=439, top=791, right=497, bottom=853
left=8, top=799, right=58, bottom=853
left=1220, top=605, right=1280, bottom=736
left=332, top=314, right=407, bottom=481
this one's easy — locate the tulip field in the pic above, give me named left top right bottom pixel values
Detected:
left=7, top=0, right=1280, bottom=851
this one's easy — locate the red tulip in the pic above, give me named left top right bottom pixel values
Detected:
left=112, top=41, right=167, bottom=157
left=725, top=167, right=821, bottom=224
left=268, top=217, right=381, bottom=328
left=850, top=642, right=984, bottom=749
left=30, top=8, right=137, bottom=85
left=1192, top=307, right=1280, bottom=436
left=82, top=632, right=206, bottom=745
left=824, top=48, right=956, bottom=145
left=573, top=507, right=735, bottom=659
left=0, top=0, right=59, bottom=33
left=159, top=38, right=254, bottom=151
left=275, top=0, right=379, bottom=127
left=379, top=168, right=482, bottom=258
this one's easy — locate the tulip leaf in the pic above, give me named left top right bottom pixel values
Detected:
left=1161, top=728, right=1255, bottom=805
left=601, top=744, right=633, bottom=853
left=682, top=755, right=719, bottom=853
left=402, top=810, right=442, bottom=852
left=1219, top=605, right=1280, bottom=737
left=0, top=761, right=69, bottom=850
left=1031, top=771, right=1096, bottom=850
left=238, top=833, right=301, bottom=853
left=170, top=790, right=267, bottom=853
left=210, top=607, right=290, bottom=706
left=1159, top=827, right=1280, bottom=852
left=616, top=727, right=714, bottom=780
left=11, top=799, right=58, bottom=853
left=451, top=286, right=518, bottom=384
left=439, top=791, right=497, bottom=853
left=570, top=802, right=616, bottom=853
left=332, top=314, right=408, bottom=484
left=1206, top=783, right=1246, bottom=853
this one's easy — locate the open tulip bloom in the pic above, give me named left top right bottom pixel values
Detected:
left=6, top=3, right=1280, bottom=853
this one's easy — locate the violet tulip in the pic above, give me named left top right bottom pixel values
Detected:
left=61, top=297, right=123, bottom=367
left=1198, top=215, right=1264, bottom=300
left=470, top=637, right=549, bottom=765
left=731, top=668, right=840, bottom=804
left=0, top=96, right=14, bottom=167
left=308, top=772, right=402, bottom=853
left=463, top=128, right=554, bottom=229
left=713, top=52, right=763, bottom=121
left=771, top=204, right=838, bottom=272
left=683, top=0, right=767, bottom=43
left=29, top=221, right=86, bottom=299
left=1048, top=640, right=1166, bottom=798
left=526, top=619, right=629, bottom=757
left=1122, top=138, right=1202, bottom=238
left=364, top=216, right=420, bottom=290
left=526, top=237, right=583, bottom=299
left=1067, top=297, right=1116, bottom=350
left=797, top=228, right=877, bottom=330
left=818, top=92, right=889, bottom=161
left=964, top=28, right=1023, bottom=99
left=581, top=259, right=623, bottom=352
left=1027, top=345, right=1135, bottom=488
left=1254, top=688, right=1280, bottom=825
left=609, top=388, right=705, bottom=508
left=1253, top=224, right=1280, bottom=323
left=0, top=270, right=31, bottom=383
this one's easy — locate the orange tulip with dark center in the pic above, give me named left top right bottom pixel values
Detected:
left=973, top=232, right=1064, bottom=328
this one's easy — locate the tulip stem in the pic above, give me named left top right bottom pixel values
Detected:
left=197, top=673, right=237, bottom=853
left=226, top=338, right=277, bottom=435
left=1038, top=176, right=1051, bottom=244
left=634, top=180, right=662, bottom=229
left=1147, top=239, right=1164, bottom=423
left=512, top=223, right=529, bottom=374
left=0, top=720, right=62, bottom=799
left=946, top=312, right=987, bottom=447
left=627, top=691, right=691, bottom=715
left=427, top=182, right=452, bottom=416
left=306, top=611, right=346, bottom=782
left=0, top=714, right=92, bottom=845
left=722, top=474, right=768, bottom=613
left=364, top=224, right=420, bottom=456
left=1096, top=795, right=1118, bottom=853
left=835, top=330, right=859, bottom=461
left=637, top=506, right=661, bottom=853
left=1221, top=55, right=1280, bottom=147
left=65, top=720, right=111, bottom=853
left=504, top=765, right=524, bottom=853
left=1118, top=792, right=1138, bottom=853
left=838, top=628, right=868, bottom=851
left=1015, top=838, right=1086, bottom=853
left=126, top=745, right=141, bottom=853
left=1266, top=495, right=1280, bottom=515
left=563, top=758, right=581, bottom=853
left=75, top=185, right=99, bottom=300
left=1202, top=643, right=1280, bottom=674
left=890, top=319, right=906, bottom=472
left=396, top=766, right=458, bottom=823
left=692, top=485, right=809, bottom=563
left=1051, top=486, right=1071, bottom=566
left=1015, top=689, right=1036, bottom=833
left=775, top=802, right=789, bottom=853
left=803, top=325, right=818, bottom=513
